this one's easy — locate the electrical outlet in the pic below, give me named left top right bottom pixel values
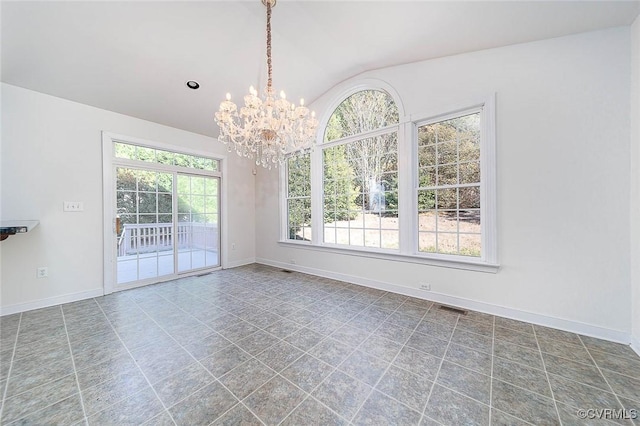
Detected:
left=419, top=283, right=431, bottom=291
left=37, top=267, right=48, bottom=278
left=290, top=259, right=296, bottom=264
left=63, top=201, right=84, bottom=212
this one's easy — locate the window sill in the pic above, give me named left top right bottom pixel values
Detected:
left=278, top=240, right=500, bottom=273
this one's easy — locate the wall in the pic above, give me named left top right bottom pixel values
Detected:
left=256, top=28, right=633, bottom=341
left=631, top=16, right=640, bottom=353
left=0, top=83, right=256, bottom=314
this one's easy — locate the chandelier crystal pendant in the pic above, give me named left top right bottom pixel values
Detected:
left=214, top=0, right=318, bottom=169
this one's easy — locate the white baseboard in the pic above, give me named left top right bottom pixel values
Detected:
left=256, top=257, right=632, bottom=345
left=225, top=257, right=256, bottom=269
left=0, top=288, right=104, bottom=316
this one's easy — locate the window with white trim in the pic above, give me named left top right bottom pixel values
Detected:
left=322, top=90, right=399, bottom=249
left=416, top=111, right=482, bottom=256
left=281, top=86, right=497, bottom=271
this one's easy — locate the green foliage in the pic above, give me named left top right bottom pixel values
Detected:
left=323, top=146, right=358, bottom=222
left=116, top=169, right=215, bottom=225
left=286, top=155, right=312, bottom=239
left=324, top=90, right=399, bottom=219
left=417, top=113, right=481, bottom=210
left=114, top=142, right=218, bottom=171
left=324, top=90, right=399, bottom=142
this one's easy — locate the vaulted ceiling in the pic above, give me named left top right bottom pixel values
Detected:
left=2, top=1, right=639, bottom=137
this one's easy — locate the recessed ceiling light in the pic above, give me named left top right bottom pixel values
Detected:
left=186, top=80, right=200, bottom=90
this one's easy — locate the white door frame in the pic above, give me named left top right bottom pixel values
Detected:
left=102, top=132, right=226, bottom=295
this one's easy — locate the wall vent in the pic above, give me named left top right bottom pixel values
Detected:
left=438, top=305, right=468, bottom=315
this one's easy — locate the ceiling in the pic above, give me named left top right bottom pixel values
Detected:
left=2, top=1, right=639, bottom=137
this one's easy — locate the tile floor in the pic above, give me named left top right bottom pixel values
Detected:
left=1, top=264, right=639, bottom=425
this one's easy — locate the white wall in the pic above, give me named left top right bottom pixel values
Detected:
left=631, top=16, right=640, bottom=352
left=0, top=83, right=256, bottom=313
left=256, top=28, right=633, bottom=341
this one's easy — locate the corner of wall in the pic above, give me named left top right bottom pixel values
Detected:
left=631, top=13, right=640, bottom=346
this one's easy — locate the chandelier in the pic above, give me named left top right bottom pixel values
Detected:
left=214, top=0, right=318, bottom=169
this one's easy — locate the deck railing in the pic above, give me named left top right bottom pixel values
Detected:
left=118, top=222, right=218, bottom=256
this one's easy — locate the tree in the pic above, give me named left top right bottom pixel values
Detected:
left=417, top=113, right=480, bottom=214
left=323, top=146, right=358, bottom=223
left=286, top=154, right=312, bottom=239
left=116, top=168, right=195, bottom=225
left=324, top=90, right=399, bottom=217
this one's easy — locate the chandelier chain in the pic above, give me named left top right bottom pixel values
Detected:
left=266, top=0, right=273, bottom=90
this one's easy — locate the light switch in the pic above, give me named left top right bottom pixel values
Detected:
left=63, top=201, right=84, bottom=212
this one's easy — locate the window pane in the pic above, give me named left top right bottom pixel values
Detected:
left=416, top=111, right=482, bottom=258
left=137, top=171, right=157, bottom=192
left=174, top=153, right=193, bottom=168
left=336, top=228, right=349, bottom=245
left=114, top=142, right=218, bottom=174
left=418, top=168, right=436, bottom=188
left=437, top=164, right=457, bottom=186
left=436, top=188, right=457, bottom=209
left=418, top=211, right=436, bottom=232
left=324, top=226, right=336, bottom=244
left=157, top=150, right=174, bottom=165
left=136, top=146, right=155, bottom=162
left=114, top=143, right=135, bottom=159
left=365, top=230, right=380, bottom=248
left=158, top=194, right=172, bottom=214
left=418, top=190, right=435, bottom=210
left=158, top=174, right=172, bottom=193
left=381, top=210, right=399, bottom=230
left=349, top=229, right=364, bottom=246
left=459, top=139, right=480, bottom=162
left=459, top=210, right=481, bottom=233
left=324, top=90, right=399, bottom=142
left=459, top=161, right=480, bottom=184
left=460, top=234, right=482, bottom=257
left=138, top=193, right=156, bottom=213
left=437, top=233, right=458, bottom=255
left=382, top=231, right=399, bottom=249
left=418, top=232, right=437, bottom=253
left=437, top=211, right=458, bottom=233
left=459, top=186, right=480, bottom=209
left=418, top=145, right=436, bottom=168
left=288, top=198, right=311, bottom=241
left=437, top=140, right=457, bottom=165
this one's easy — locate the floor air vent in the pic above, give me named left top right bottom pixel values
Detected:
left=439, top=305, right=468, bottom=315
left=196, top=272, right=213, bottom=277
left=281, top=270, right=293, bottom=273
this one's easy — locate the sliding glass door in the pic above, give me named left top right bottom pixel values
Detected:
left=107, top=139, right=222, bottom=290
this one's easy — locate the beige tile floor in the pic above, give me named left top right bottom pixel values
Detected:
left=0, top=264, right=639, bottom=425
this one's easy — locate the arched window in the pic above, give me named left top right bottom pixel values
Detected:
left=282, top=84, right=496, bottom=270
left=322, top=89, right=400, bottom=249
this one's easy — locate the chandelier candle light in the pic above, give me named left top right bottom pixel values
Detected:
left=214, top=0, right=318, bottom=169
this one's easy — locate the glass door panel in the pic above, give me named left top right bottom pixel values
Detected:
left=116, top=167, right=174, bottom=285
left=177, top=174, right=220, bottom=272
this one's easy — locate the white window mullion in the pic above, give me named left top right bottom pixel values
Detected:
left=481, top=93, right=498, bottom=264
left=311, top=147, right=323, bottom=245
left=398, top=120, right=414, bottom=256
